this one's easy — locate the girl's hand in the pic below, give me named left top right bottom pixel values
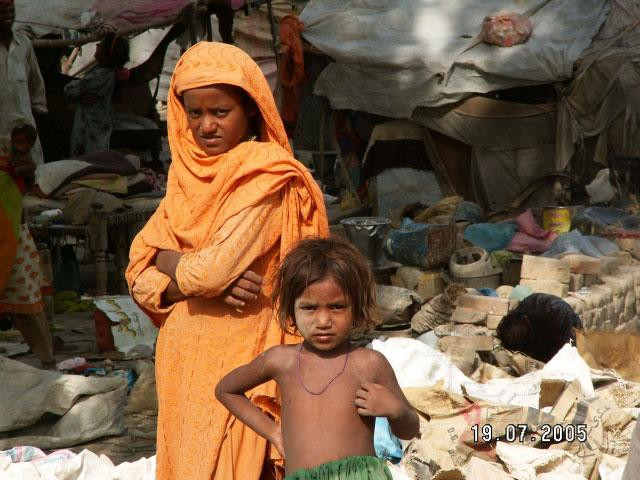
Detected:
left=355, top=382, right=406, bottom=420
left=220, top=270, right=263, bottom=308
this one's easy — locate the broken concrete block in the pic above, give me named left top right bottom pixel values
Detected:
left=438, top=334, right=495, bottom=353
left=457, top=295, right=511, bottom=316
left=584, top=274, right=600, bottom=287
left=615, top=250, right=634, bottom=265
left=434, top=323, right=488, bottom=337
left=599, top=256, right=621, bottom=276
left=391, top=267, right=444, bottom=301
left=563, top=295, right=585, bottom=315
left=569, top=273, right=584, bottom=292
left=486, top=314, right=503, bottom=330
left=451, top=307, right=488, bottom=325
left=560, top=254, right=603, bottom=275
left=617, top=237, right=640, bottom=260
left=519, top=279, right=569, bottom=298
left=521, top=255, right=570, bottom=283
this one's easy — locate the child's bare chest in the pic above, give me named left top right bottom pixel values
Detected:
left=278, top=364, right=375, bottom=432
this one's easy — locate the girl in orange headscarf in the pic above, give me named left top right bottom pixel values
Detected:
left=126, top=42, right=328, bottom=480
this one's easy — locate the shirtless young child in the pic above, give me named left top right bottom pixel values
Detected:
left=216, top=238, right=419, bottom=479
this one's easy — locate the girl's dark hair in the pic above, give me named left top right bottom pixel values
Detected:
left=100, top=33, right=129, bottom=68
left=497, top=293, right=583, bottom=362
left=272, top=238, right=378, bottom=335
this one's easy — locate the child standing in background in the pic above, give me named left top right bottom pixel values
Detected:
left=0, top=124, right=37, bottom=195
left=216, top=238, right=419, bottom=479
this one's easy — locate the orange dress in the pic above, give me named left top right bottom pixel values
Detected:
left=126, top=42, right=328, bottom=480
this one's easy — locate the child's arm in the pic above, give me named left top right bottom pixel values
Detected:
left=215, top=347, right=285, bottom=456
left=355, top=352, right=419, bottom=440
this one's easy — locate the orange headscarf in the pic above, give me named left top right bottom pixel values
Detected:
left=126, top=42, right=327, bottom=293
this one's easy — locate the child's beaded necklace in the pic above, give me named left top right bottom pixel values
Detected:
left=297, top=343, right=351, bottom=395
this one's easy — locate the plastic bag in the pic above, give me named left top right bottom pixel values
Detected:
left=482, top=11, right=533, bottom=47
left=374, top=417, right=403, bottom=462
left=543, top=230, right=616, bottom=258
left=464, top=222, right=518, bottom=252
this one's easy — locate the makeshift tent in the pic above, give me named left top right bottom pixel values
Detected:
left=299, top=0, right=610, bottom=116
left=295, top=0, right=640, bottom=211
left=15, top=0, right=192, bottom=37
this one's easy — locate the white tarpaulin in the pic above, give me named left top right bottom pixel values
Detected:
left=300, top=0, right=610, bottom=117
left=0, top=357, right=127, bottom=450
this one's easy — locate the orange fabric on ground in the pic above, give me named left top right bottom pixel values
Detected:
left=126, top=42, right=328, bottom=480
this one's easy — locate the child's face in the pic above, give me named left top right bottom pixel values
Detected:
left=11, top=133, right=33, bottom=154
left=294, top=275, right=353, bottom=351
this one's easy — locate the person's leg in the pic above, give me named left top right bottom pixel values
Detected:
left=12, top=312, right=54, bottom=367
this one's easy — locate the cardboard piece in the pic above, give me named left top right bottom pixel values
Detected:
left=93, top=295, right=157, bottom=356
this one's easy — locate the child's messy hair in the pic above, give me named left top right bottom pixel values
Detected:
left=272, top=237, right=378, bottom=336
left=11, top=124, right=37, bottom=144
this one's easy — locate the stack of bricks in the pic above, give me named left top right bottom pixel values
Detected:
left=563, top=261, right=640, bottom=332
left=442, top=253, right=640, bottom=334
left=451, top=294, right=518, bottom=334
left=518, top=253, right=640, bottom=332
left=519, top=255, right=570, bottom=298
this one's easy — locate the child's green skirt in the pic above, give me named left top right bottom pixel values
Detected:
left=284, top=455, right=393, bottom=480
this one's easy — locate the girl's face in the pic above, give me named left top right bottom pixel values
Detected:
left=294, top=275, right=353, bottom=351
left=182, top=84, right=255, bottom=156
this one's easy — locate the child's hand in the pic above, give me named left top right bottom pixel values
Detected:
left=11, top=154, right=36, bottom=176
left=355, top=382, right=406, bottom=420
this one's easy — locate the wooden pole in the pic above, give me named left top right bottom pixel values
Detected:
left=420, top=126, right=457, bottom=197
left=265, top=0, right=280, bottom=70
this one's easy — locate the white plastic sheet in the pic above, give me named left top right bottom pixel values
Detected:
left=541, top=343, right=595, bottom=398
left=371, top=338, right=594, bottom=409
